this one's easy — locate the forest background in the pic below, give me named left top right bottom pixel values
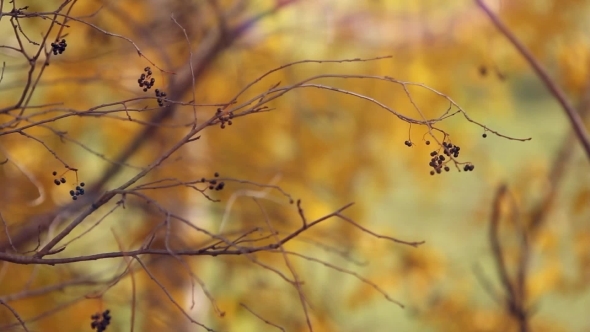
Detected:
left=1, top=0, right=590, bottom=331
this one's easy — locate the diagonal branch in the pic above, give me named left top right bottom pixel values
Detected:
left=475, top=0, right=590, bottom=161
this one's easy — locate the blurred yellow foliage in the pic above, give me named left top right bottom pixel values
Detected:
left=1, top=0, right=590, bottom=331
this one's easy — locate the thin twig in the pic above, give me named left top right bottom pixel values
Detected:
left=0, top=298, right=29, bottom=332
left=240, top=303, right=286, bottom=332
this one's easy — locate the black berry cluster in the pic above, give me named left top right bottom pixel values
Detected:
left=52, top=170, right=86, bottom=200
left=138, top=67, right=155, bottom=92
left=52, top=171, right=66, bottom=186
left=428, top=151, right=449, bottom=175
left=215, top=108, right=234, bottom=129
left=200, top=172, right=225, bottom=191
left=404, top=140, right=412, bottom=147
left=69, top=183, right=86, bottom=201
left=427, top=141, right=465, bottom=176
left=442, top=141, right=460, bottom=158
left=90, top=310, right=111, bottom=332
left=51, top=39, right=67, bottom=55
left=155, top=89, right=167, bottom=107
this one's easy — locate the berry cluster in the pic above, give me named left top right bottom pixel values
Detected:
left=427, top=141, right=465, bottom=176
left=52, top=171, right=66, bottom=186
left=138, top=67, right=155, bottom=92
left=155, top=89, right=167, bottom=107
left=200, top=172, right=225, bottom=191
left=69, top=183, right=86, bottom=201
left=90, top=310, right=111, bottom=332
left=51, top=39, right=67, bottom=55
left=52, top=170, right=86, bottom=200
left=428, top=151, right=450, bottom=175
left=215, top=108, right=234, bottom=129
left=442, top=141, right=460, bottom=158
left=404, top=140, right=412, bottom=147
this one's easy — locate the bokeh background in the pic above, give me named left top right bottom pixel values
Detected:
left=1, top=0, right=590, bottom=331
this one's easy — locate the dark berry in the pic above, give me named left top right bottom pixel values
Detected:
left=52, top=171, right=57, bottom=176
left=482, top=133, right=487, bottom=138
left=214, top=172, right=219, bottom=177
left=404, top=140, right=411, bottom=147
left=60, top=178, right=66, bottom=184
left=69, top=190, right=75, bottom=196
left=425, top=140, right=430, bottom=145
left=208, top=185, right=214, bottom=190
left=444, top=166, right=450, bottom=172
left=54, top=179, right=61, bottom=186
left=80, top=182, right=85, bottom=187
left=430, top=170, right=435, bottom=176
left=72, top=196, right=78, bottom=200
